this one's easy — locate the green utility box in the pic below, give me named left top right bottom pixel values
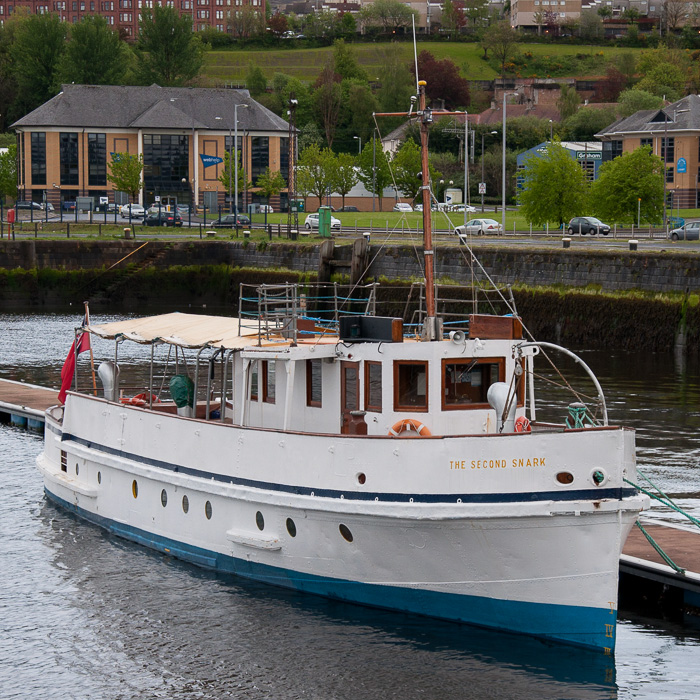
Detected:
left=318, top=206, right=332, bottom=238
left=291, top=199, right=305, bottom=213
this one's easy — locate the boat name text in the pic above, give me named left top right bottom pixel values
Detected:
left=449, top=457, right=546, bottom=470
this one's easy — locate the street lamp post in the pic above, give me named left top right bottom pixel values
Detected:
left=481, top=130, right=497, bottom=213
left=353, top=136, right=361, bottom=154
left=549, top=119, right=553, bottom=141
left=372, top=131, right=376, bottom=212
left=501, top=91, right=518, bottom=235
left=233, top=102, right=249, bottom=223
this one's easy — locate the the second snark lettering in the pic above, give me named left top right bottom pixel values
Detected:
left=449, top=457, right=546, bottom=470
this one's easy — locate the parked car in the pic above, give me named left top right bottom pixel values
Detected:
left=451, top=204, right=477, bottom=213
left=15, top=201, right=43, bottom=210
left=259, top=204, right=274, bottom=213
left=210, top=214, right=251, bottom=228
left=62, top=200, right=76, bottom=211
left=393, top=202, right=413, bottom=212
left=176, top=204, right=196, bottom=217
left=567, top=217, right=611, bottom=235
left=121, top=203, right=145, bottom=219
left=144, top=211, right=183, bottom=227
left=337, top=205, right=358, bottom=212
left=669, top=221, right=700, bottom=241
left=304, top=212, right=341, bottom=230
left=454, top=219, right=503, bottom=237
left=39, top=202, right=55, bottom=212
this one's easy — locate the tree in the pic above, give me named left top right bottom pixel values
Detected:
left=314, top=58, right=342, bottom=148
left=0, top=143, right=17, bottom=202
left=59, top=15, right=129, bottom=86
left=518, top=142, right=590, bottom=227
left=246, top=63, right=267, bottom=98
left=617, top=88, right=664, bottom=117
left=375, top=45, right=414, bottom=132
left=578, top=9, right=604, bottom=42
left=343, top=83, right=379, bottom=146
left=333, top=39, right=367, bottom=82
left=227, top=6, right=265, bottom=39
left=561, top=107, right=618, bottom=142
left=464, top=0, right=490, bottom=28
left=359, top=0, right=418, bottom=34
left=268, top=12, right=288, bottom=37
left=136, top=6, right=203, bottom=86
left=107, top=153, right=144, bottom=201
left=298, top=122, right=324, bottom=152
left=636, top=63, right=686, bottom=101
left=557, top=84, right=581, bottom=121
left=218, top=150, right=252, bottom=194
left=256, top=167, right=286, bottom=216
left=331, top=153, right=359, bottom=209
left=10, top=13, right=66, bottom=116
left=441, top=0, right=467, bottom=38
left=357, top=141, right=392, bottom=211
left=661, top=0, right=689, bottom=33
left=591, top=146, right=664, bottom=225
left=413, top=51, right=470, bottom=110
left=297, top=145, right=337, bottom=209
left=391, top=140, right=441, bottom=202
left=480, top=21, right=520, bottom=77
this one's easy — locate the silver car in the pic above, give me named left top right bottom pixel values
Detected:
left=304, top=213, right=341, bottom=230
left=454, top=219, right=503, bottom=237
left=669, top=221, right=700, bottom=241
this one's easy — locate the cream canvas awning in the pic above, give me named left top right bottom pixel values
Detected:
left=87, top=312, right=269, bottom=350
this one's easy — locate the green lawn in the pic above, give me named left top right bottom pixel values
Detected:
left=203, top=42, right=643, bottom=86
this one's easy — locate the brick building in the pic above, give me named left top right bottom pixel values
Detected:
left=0, top=0, right=264, bottom=36
left=596, top=95, right=700, bottom=209
left=12, top=83, right=291, bottom=212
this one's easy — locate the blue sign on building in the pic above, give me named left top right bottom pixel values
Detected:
left=200, top=154, right=223, bottom=168
left=677, top=157, right=687, bottom=174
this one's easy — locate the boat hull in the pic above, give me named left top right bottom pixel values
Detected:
left=38, top=395, right=646, bottom=652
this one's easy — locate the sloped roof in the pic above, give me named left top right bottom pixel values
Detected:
left=12, top=84, right=290, bottom=134
left=596, top=94, right=700, bottom=139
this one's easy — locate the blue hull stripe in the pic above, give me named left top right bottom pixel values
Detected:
left=60, top=432, right=636, bottom=505
left=45, top=488, right=617, bottom=652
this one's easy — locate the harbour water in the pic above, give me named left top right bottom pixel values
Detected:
left=1, top=311, right=700, bottom=699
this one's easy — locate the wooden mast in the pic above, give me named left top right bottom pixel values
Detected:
left=375, top=82, right=466, bottom=341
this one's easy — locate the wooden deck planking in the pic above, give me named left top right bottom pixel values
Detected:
left=623, top=522, right=700, bottom=573
left=0, top=378, right=58, bottom=416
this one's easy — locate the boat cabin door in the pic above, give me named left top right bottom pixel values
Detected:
left=340, top=361, right=362, bottom=434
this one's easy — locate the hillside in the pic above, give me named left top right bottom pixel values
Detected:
left=202, top=41, right=643, bottom=86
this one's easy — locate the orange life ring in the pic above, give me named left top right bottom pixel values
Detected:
left=514, top=416, right=531, bottom=433
left=120, top=393, right=159, bottom=407
left=389, top=418, right=432, bottom=437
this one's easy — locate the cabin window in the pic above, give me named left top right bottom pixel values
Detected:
left=262, top=360, right=275, bottom=403
left=365, top=361, right=382, bottom=412
left=394, top=361, right=428, bottom=412
left=306, top=359, right=322, bottom=407
left=342, top=363, right=359, bottom=411
left=249, top=361, right=258, bottom=401
left=442, top=358, right=504, bottom=410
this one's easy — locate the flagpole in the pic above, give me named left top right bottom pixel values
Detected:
left=84, top=300, right=97, bottom=395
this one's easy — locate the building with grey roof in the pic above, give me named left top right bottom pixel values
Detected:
left=596, top=95, right=700, bottom=209
left=12, top=84, right=291, bottom=213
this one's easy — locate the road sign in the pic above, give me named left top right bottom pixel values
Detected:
left=478, top=182, right=486, bottom=195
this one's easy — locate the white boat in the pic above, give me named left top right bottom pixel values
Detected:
left=36, top=82, right=647, bottom=653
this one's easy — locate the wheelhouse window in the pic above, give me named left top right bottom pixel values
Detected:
left=365, top=361, right=382, bottom=412
left=262, top=360, right=275, bottom=404
left=306, top=359, right=322, bottom=407
left=249, top=361, right=258, bottom=401
left=442, top=358, right=504, bottom=410
left=394, top=361, right=428, bottom=412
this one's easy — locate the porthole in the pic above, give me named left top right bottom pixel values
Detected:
left=161, top=489, right=168, bottom=507
left=75, top=464, right=79, bottom=476
left=256, top=511, right=265, bottom=531
left=556, top=471, right=574, bottom=485
left=339, top=523, right=353, bottom=543
left=182, top=494, right=189, bottom=513
left=286, top=518, right=296, bottom=537
left=205, top=501, right=212, bottom=520
left=592, top=470, right=606, bottom=486
left=357, top=473, right=366, bottom=485
left=97, top=471, right=101, bottom=484
left=132, top=479, right=138, bottom=498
